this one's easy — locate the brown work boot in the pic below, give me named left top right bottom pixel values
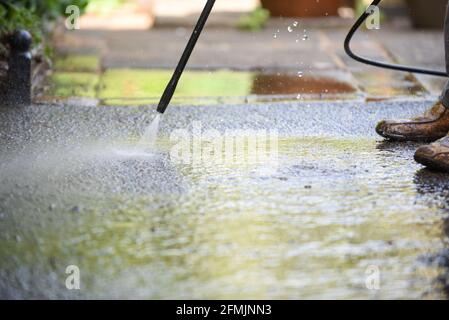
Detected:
left=414, top=136, right=449, bottom=172
left=376, top=101, right=449, bottom=142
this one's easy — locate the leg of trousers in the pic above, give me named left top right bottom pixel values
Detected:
left=441, top=1, right=449, bottom=107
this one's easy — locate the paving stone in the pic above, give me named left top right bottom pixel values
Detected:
left=0, top=99, right=448, bottom=299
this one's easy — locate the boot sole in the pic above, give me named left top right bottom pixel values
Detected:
left=414, top=153, right=449, bottom=172
left=377, top=132, right=444, bottom=143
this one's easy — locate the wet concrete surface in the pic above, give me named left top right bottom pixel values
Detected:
left=1, top=99, right=449, bottom=299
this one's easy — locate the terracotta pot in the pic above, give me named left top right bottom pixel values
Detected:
left=260, top=0, right=343, bottom=17
left=407, top=0, right=446, bottom=29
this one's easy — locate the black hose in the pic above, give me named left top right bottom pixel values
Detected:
left=344, top=0, right=448, bottom=77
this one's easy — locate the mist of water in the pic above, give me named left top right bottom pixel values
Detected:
left=113, top=113, right=162, bottom=158
left=138, top=113, right=161, bottom=150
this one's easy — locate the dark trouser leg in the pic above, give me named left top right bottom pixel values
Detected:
left=441, top=1, right=449, bottom=107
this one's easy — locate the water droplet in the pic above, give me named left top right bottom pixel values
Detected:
left=302, top=29, right=309, bottom=41
left=297, top=71, right=304, bottom=78
left=293, top=21, right=299, bottom=27
left=287, top=26, right=293, bottom=33
left=296, top=94, right=302, bottom=100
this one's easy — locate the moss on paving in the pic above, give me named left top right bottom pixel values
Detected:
left=54, top=55, right=101, bottom=73
left=49, top=72, right=99, bottom=98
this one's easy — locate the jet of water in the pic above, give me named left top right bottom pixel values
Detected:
left=137, top=113, right=161, bottom=151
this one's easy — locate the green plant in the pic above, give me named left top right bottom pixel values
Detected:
left=237, top=7, right=270, bottom=32
left=0, top=0, right=89, bottom=58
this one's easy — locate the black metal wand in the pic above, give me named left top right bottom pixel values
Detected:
left=157, top=0, right=216, bottom=114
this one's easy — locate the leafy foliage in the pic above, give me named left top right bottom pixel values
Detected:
left=0, top=0, right=89, bottom=58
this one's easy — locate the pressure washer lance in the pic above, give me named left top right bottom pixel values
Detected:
left=157, top=0, right=216, bottom=114
left=344, top=0, right=448, bottom=78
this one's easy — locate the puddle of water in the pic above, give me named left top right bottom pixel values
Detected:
left=1, top=135, right=447, bottom=299
left=252, top=73, right=356, bottom=95
left=45, top=69, right=358, bottom=105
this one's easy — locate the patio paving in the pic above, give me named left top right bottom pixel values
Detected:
left=1, top=99, right=449, bottom=299
left=49, top=17, right=446, bottom=104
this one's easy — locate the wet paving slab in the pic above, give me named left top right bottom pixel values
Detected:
left=52, top=22, right=447, bottom=105
left=374, top=30, right=447, bottom=96
left=326, top=31, right=431, bottom=101
left=101, top=28, right=336, bottom=70
left=351, top=70, right=427, bottom=100
left=43, top=46, right=435, bottom=106
left=1, top=100, right=449, bottom=299
left=43, top=67, right=360, bottom=106
left=55, top=27, right=336, bottom=71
